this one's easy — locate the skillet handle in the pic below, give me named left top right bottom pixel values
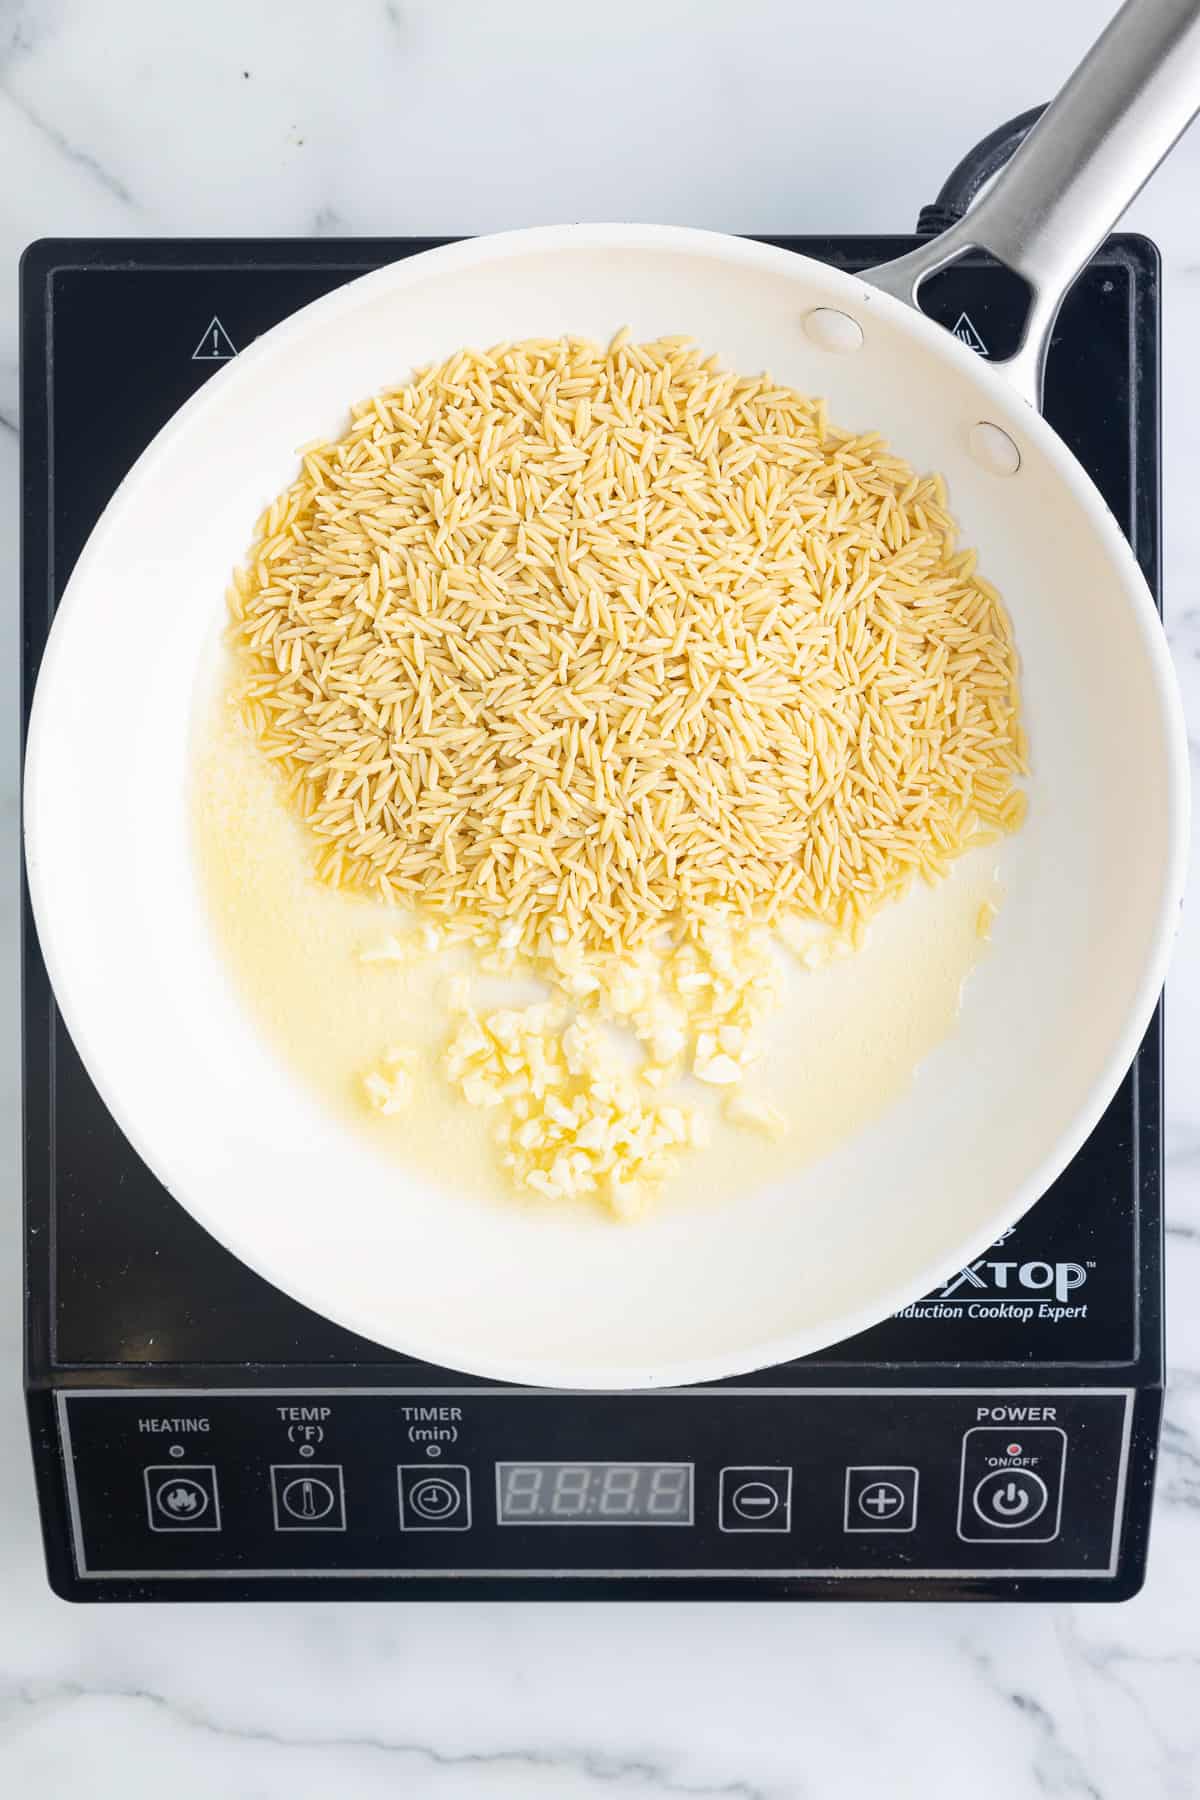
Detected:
left=863, top=0, right=1200, bottom=409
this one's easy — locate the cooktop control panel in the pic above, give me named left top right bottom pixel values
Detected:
left=58, top=1389, right=1132, bottom=1584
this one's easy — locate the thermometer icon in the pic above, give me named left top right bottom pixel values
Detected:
left=277, top=1473, right=338, bottom=1525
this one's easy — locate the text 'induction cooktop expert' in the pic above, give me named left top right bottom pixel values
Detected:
left=22, top=228, right=1163, bottom=1602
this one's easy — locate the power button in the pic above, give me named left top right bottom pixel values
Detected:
left=972, top=1468, right=1049, bottom=1527
left=957, top=1427, right=1066, bottom=1544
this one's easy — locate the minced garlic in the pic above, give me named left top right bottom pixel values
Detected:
left=362, top=1045, right=418, bottom=1115
left=360, top=908, right=800, bottom=1212
left=442, top=999, right=709, bottom=1218
left=976, top=899, right=999, bottom=942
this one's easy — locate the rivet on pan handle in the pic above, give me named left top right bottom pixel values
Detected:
left=863, top=0, right=1200, bottom=411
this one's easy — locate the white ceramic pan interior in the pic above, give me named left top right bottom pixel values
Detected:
left=23, top=3, right=1195, bottom=1387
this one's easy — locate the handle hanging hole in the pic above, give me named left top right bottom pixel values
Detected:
left=969, top=421, right=1022, bottom=476
left=803, top=308, right=864, bottom=354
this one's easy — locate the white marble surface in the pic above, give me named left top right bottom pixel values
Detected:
left=2, top=1, right=1199, bottom=1794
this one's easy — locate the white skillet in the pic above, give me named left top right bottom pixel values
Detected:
left=23, top=0, right=1195, bottom=1387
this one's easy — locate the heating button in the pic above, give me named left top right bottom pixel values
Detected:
left=957, top=1427, right=1067, bottom=1543
left=143, top=1464, right=221, bottom=1532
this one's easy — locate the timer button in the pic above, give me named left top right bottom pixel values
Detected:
left=397, top=1464, right=472, bottom=1531
left=718, top=1467, right=792, bottom=1532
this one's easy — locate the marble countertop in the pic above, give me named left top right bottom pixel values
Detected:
left=2, top=1, right=1198, bottom=1794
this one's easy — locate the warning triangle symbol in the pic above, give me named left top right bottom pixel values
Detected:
left=192, top=316, right=238, bottom=362
left=951, top=311, right=988, bottom=356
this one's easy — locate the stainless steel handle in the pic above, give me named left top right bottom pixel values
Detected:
left=864, top=0, right=1200, bottom=408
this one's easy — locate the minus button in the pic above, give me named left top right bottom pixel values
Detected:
left=718, top=1466, right=792, bottom=1532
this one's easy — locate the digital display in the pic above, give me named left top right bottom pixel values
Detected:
left=496, top=1462, right=693, bottom=1525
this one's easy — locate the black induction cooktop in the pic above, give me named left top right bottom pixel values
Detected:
left=21, top=231, right=1164, bottom=1602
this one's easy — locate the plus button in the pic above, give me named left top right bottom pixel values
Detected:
left=844, top=1467, right=919, bottom=1533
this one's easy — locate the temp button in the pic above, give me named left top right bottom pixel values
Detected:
left=957, top=1426, right=1066, bottom=1543
left=270, top=1464, right=346, bottom=1532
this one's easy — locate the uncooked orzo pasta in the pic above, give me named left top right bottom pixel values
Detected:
left=230, top=331, right=1025, bottom=955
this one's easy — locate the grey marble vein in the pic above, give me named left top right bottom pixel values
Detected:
left=953, top=1640, right=1108, bottom=1799
left=0, top=0, right=54, bottom=67
left=1052, top=1616, right=1198, bottom=1796
left=1, top=1677, right=785, bottom=1800
left=383, top=0, right=413, bottom=36
left=313, top=203, right=350, bottom=237
left=0, top=80, right=136, bottom=208
left=1160, top=1424, right=1200, bottom=1510
left=1006, top=1693, right=1105, bottom=1799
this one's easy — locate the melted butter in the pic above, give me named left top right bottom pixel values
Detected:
left=193, top=673, right=998, bottom=1215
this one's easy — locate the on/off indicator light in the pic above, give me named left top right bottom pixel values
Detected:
left=1007, top=1443, right=1022, bottom=1456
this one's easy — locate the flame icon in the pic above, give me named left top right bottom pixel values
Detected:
left=151, top=1474, right=211, bottom=1524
